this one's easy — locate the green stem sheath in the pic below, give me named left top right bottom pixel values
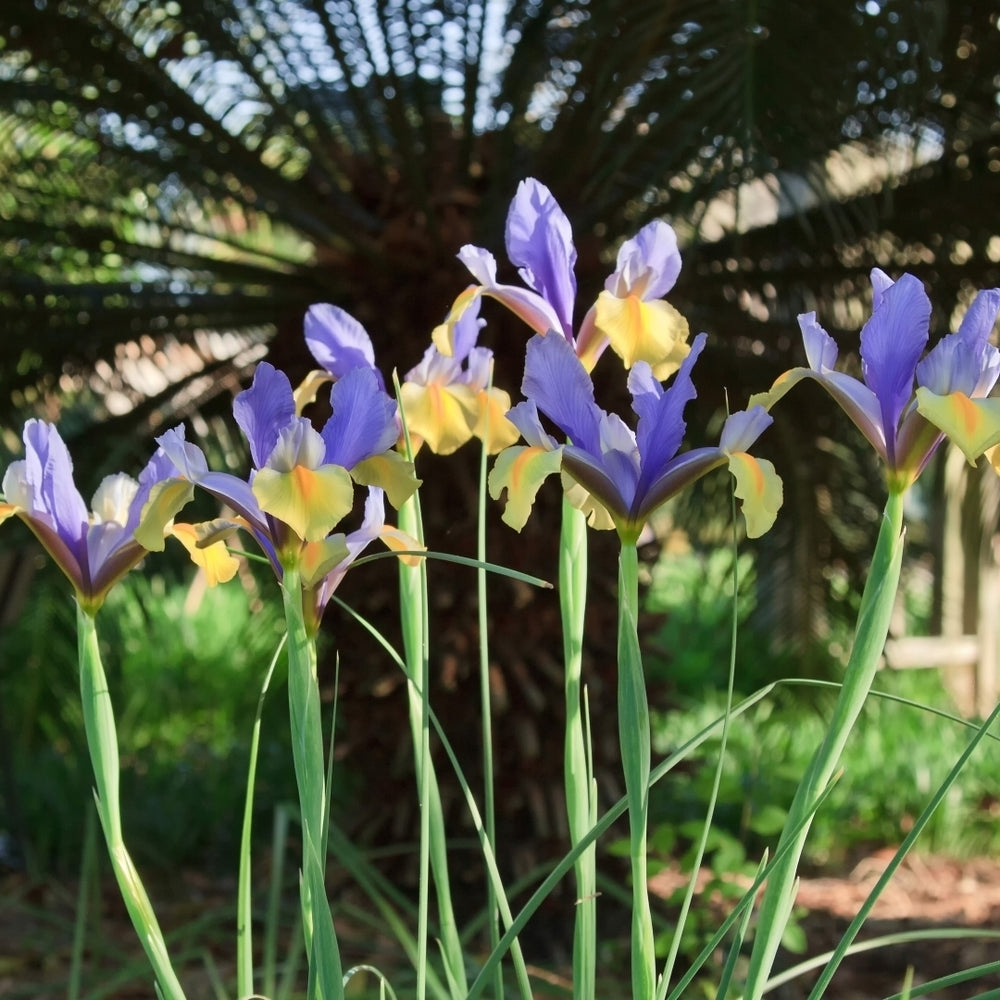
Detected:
left=617, top=541, right=655, bottom=1000
left=742, top=489, right=906, bottom=999
left=76, top=603, right=187, bottom=1000
left=281, top=568, right=343, bottom=1000
left=561, top=498, right=596, bottom=1000
left=397, top=496, right=467, bottom=1000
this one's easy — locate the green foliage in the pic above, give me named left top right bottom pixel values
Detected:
left=1, top=567, right=296, bottom=873
left=651, top=669, right=1000, bottom=870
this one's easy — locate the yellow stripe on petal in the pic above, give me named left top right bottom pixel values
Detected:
left=488, top=444, right=563, bottom=531
left=171, top=522, right=240, bottom=585
left=0, top=502, right=21, bottom=525
left=351, top=452, right=421, bottom=509
left=253, top=463, right=354, bottom=542
left=400, top=381, right=480, bottom=455
left=593, top=291, right=691, bottom=377
left=727, top=452, right=783, bottom=538
left=916, top=388, right=1000, bottom=464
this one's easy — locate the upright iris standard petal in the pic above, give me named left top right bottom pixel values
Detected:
left=321, top=366, right=399, bottom=470
left=505, top=178, right=577, bottom=338
left=304, top=303, right=383, bottom=387
left=858, top=271, right=930, bottom=465
left=234, top=363, right=297, bottom=469
left=520, top=331, right=603, bottom=455
left=630, top=334, right=705, bottom=500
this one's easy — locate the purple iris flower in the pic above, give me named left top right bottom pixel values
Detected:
left=0, top=420, right=188, bottom=614
left=442, top=178, right=690, bottom=376
left=490, top=332, right=781, bottom=541
left=148, top=361, right=418, bottom=632
left=753, top=269, right=1000, bottom=492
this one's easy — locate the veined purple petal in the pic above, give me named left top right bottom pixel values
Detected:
left=859, top=271, right=930, bottom=462
left=720, top=406, right=774, bottom=454
left=506, top=400, right=560, bottom=450
left=304, top=304, right=383, bottom=387
left=23, top=420, right=89, bottom=553
left=321, top=365, right=399, bottom=469
left=799, top=313, right=839, bottom=372
left=630, top=333, right=705, bottom=500
left=918, top=288, right=1000, bottom=397
left=521, top=332, right=602, bottom=455
left=233, top=362, right=297, bottom=469
left=451, top=294, right=485, bottom=362
left=505, top=178, right=577, bottom=337
left=870, top=267, right=894, bottom=310
left=604, top=220, right=681, bottom=300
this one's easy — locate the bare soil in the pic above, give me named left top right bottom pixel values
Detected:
left=3, top=851, right=1000, bottom=998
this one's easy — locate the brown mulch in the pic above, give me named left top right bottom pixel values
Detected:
left=3, top=852, right=1000, bottom=998
left=651, top=849, right=1000, bottom=999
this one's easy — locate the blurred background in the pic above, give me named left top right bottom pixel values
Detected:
left=2, top=0, right=1000, bottom=990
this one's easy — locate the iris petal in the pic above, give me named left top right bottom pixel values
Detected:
left=859, top=271, right=930, bottom=461
left=505, top=178, right=577, bottom=337
left=321, top=366, right=399, bottom=469
left=233, top=363, right=297, bottom=469
left=521, top=333, right=602, bottom=454
left=304, top=303, right=382, bottom=386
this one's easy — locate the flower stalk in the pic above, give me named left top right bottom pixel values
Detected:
left=742, top=488, right=906, bottom=999
left=76, top=604, right=187, bottom=1000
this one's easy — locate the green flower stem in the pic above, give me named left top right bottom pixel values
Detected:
left=281, top=567, right=343, bottom=1000
left=477, top=437, right=504, bottom=1000
left=617, top=541, right=655, bottom=1000
left=397, top=496, right=467, bottom=1000
left=560, top=498, right=596, bottom=1000
left=742, top=488, right=906, bottom=1000
left=76, top=603, right=187, bottom=1000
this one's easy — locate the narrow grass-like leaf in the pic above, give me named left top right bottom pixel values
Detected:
left=237, top=632, right=286, bottom=999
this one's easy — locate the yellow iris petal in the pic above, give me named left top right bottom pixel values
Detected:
left=378, top=525, right=425, bottom=566
left=351, top=452, right=421, bottom=509
left=593, top=291, right=691, bottom=378
left=472, top=387, right=521, bottom=454
left=253, top=464, right=354, bottom=542
left=432, top=286, right=482, bottom=357
left=0, top=502, right=20, bottom=525
left=134, top=478, right=195, bottom=551
left=293, top=369, right=334, bottom=415
left=727, top=452, right=782, bottom=538
left=170, top=522, right=240, bottom=586
left=299, top=534, right=351, bottom=588
left=488, top=444, right=564, bottom=531
left=399, top=381, right=480, bottom=455
left=915, top=389, right=1000, bottom=465
left=560, top=473, right=615, bottom=531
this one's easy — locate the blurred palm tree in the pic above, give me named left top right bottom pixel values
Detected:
left=2, top=0, right=1000, bottom=858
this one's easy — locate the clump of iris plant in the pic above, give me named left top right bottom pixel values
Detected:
left=0, top=420, right=206, bottom=1000
left=742, top=269, right=1000, bottom=1000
